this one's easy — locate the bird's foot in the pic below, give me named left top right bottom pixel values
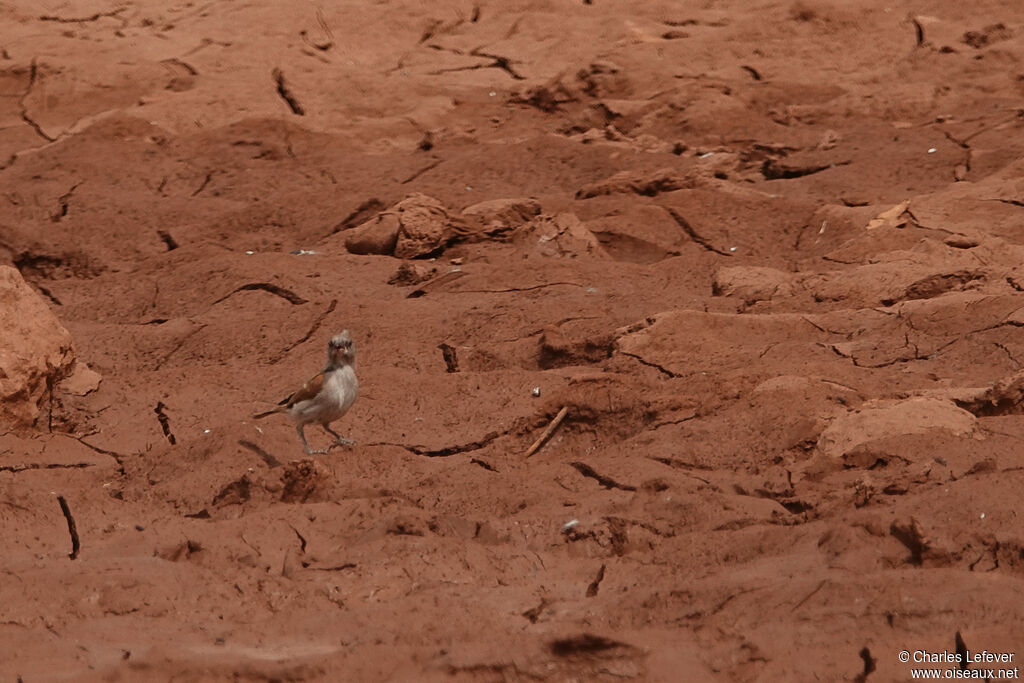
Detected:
left=305, top=447, right=329, bottom=455
left=333, top=437, right=355, bottom=447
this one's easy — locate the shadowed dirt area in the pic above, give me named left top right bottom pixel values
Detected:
left=3, top=0, right=1024, bottom=680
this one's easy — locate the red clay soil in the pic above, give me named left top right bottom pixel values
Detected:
left=3, top=0, right=1024, bottom=680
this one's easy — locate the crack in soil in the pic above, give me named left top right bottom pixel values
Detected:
left=50, top=182, right=81, bottom=222
left=791, top=579, right=828, bottom=612
left=585, top=563, right=606, bottom=597
left=649, top=455, right=712, bottom=471
left=304, top=9, right=335, bottom=51
left=272, top=68, right=305, bottom=115
left=427, top=46, right=525, bottom=80
left=829, top=343, right=915, bottom=369
left=62, top=435, right=127, bottom=474
left=992, top=341, right=1023, bottom=368
left=470, top=457, right=497, bottom=472
left=570, top=461, right=637, bottom=491
left=662, top=206, right=733, bottom=256
left=154, top=402, right=176, bottom=445
left=400, top=158, right=442, bottom=184
left=156, top=230, right=179, bottom=250
left=0, top=462, right=93, bottom=473
left=270, top=299, right=337, bottom=363
left=910, top=17, right=925, bottom=47
left=549, top=633, right=634, bottom=657
left=161, top=57, right=197, bottom=75
left=153, top=322, right=208, bottom=371
left=190, top=171, right=213, bottom=197
left=20, top=59, right=55, bottom=142
left=761, top=159, right=851, bottom=180
left=35, top=284, right=62, bottom=306
left=291, top=525, right=307, bottom=553
left=374, top=430, right=502, bottom=457
left=331, top=198, right=386, bottom=233
left=406, top=270, right=468, bottom=298
left=305, top=562, right=357, bottom=571
left=39, top=8, right=125, bottom=22
left=214, top=283, right=308, bottom=306
left=988, top=197, right=1024, bottom=208
left=455, top=282, right=584, bottom=294
left=446, top=663, right=544, bottom=681
left=419, top=16, right=466, bottom=44
left=648, top=411, right=698, bottom=429
left=617, top=351, right=682, bottom=378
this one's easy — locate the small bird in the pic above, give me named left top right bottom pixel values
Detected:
left=253, top=331, right=359, bottom=454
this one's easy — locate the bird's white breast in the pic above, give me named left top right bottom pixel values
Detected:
left=323, top=365, right=359, bottom=416
left=289, top=365, right=358, bottom=424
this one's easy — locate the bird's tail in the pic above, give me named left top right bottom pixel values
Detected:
left=252, top=407, right=282, bottom=419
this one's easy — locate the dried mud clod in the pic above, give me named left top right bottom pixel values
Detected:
left=575, top=168, right=703, bottom=199
left=952, top=370, right=1024, bottom=417
left=387, top=262, right=438, bottom=286
left=279, top=459, right=335, bottom=503
left=211, top=475, right=252, bottom=507
left=155, top=539, right=203, bottom=562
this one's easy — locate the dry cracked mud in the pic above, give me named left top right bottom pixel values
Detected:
left=2, top=0, right=1024, bottom=680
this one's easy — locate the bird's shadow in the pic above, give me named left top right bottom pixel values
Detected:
left=237, top=440, right=284, bottom=468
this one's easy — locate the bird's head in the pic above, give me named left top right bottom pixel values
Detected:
left=328, top=330, right=356, bottom=366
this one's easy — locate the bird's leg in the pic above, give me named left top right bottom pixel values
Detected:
left=322, top=423, right=355, bottom=447
left=297, top=424, right=327, bottom=455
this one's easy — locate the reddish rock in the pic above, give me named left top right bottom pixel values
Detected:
left=0, top=267, right=76, bottom=429
left=513, top=213, right=609, bottom=259
left=461, top=197, right=541, bottom=240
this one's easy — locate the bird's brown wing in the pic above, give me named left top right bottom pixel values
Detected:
left=281, top=371, right=325, bottom=408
